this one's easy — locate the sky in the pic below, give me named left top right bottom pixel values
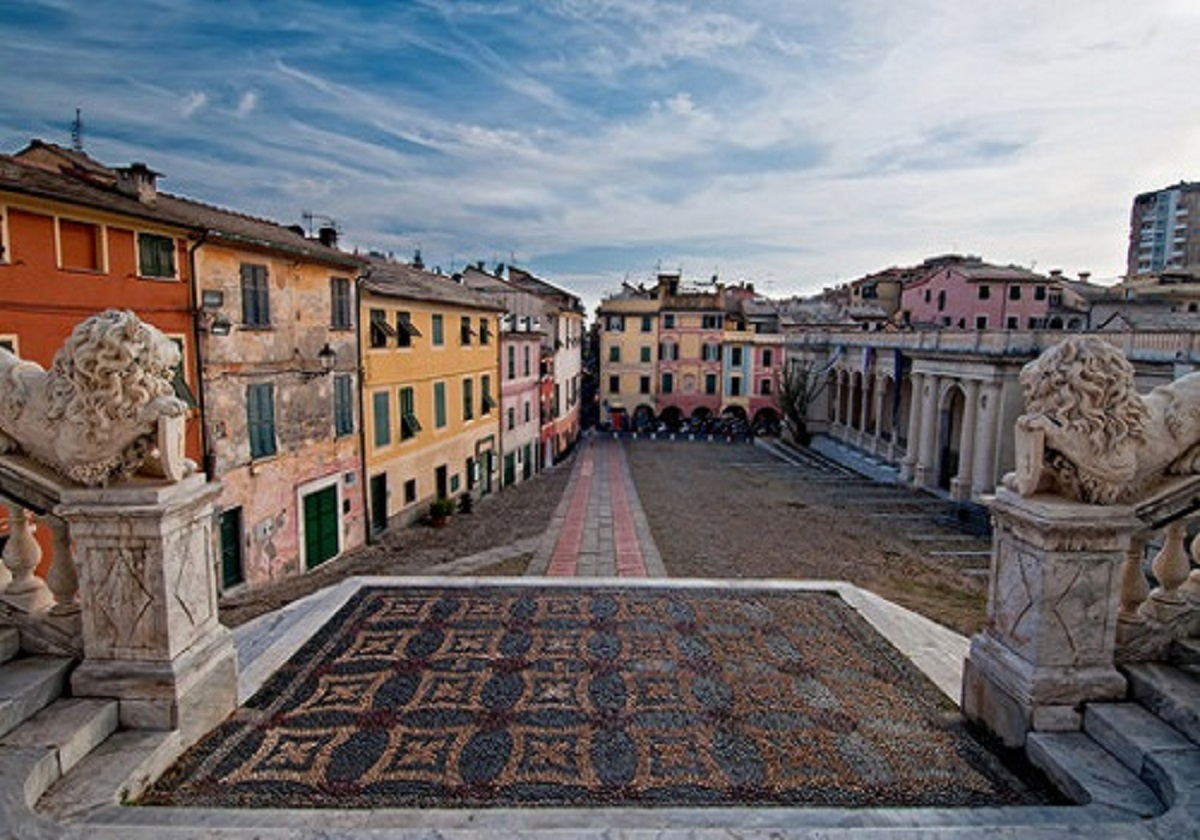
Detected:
left=2, top=0, right=1199, bottom=314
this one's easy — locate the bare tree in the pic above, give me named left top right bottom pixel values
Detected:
left=775, top=358, right=828, bottom=446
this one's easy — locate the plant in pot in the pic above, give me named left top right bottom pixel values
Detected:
left=429, top=497, right=455, bottom=527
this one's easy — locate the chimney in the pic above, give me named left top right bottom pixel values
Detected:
left=286, top=224, right=305, bottom=238
left=1078, top=271, right=1091, bottom=283
left=1048, top=269, right=1062, bottom=279
left=317, top=226, right=338, bottom=249
left=116, top=162, right=160, bottom=205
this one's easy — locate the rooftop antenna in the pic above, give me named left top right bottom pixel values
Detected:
left=70, top=108, right=83, bottom=152
left=300, top=210, right=339, bottom=238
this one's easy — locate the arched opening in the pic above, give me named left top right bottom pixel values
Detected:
left=1047, top=316, right=1064, bottom=330
left=751, top=407, right=782, bottom=436
left=937, top=385, right=966, bottom=491
left=659, top=405, right=684, bottom=432
left=633, top=403, right=655, bottom=431
left=1066, top=317, right=1083, bottom=330
left=896, top=378, right=914, bottom=450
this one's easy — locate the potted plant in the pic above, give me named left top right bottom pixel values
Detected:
left=429, top=497, right=455, bottom=528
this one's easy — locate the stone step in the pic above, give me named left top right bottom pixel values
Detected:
left=2, top=698, right=118, bottom=779
left=1123, top=662, right=1200, bottom=745
left=0, top=656, right=72, bottom=739
left=0, top=627, right=18, bottom=665
left=38, top=728, right=181, bottom=823
left=1025, top=731, right=1164, bottom=818
left=1083, top=702, right=1197, bottom=808
left=1170, top=636, right=1200, bottom=666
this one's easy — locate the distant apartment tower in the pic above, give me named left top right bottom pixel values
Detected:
left=1127, top=181, right=1200, bottom=276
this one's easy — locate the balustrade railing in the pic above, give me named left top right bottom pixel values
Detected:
left=1116, top=492, right=1200, bottom=663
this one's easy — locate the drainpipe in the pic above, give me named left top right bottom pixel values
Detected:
left=355, top=271, right=374, bottom=544
left=187, top=231, right=214, bottom=480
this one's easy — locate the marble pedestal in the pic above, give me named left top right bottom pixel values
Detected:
left=962, top=488, right=1135, bottom=747
left=56, top=474, right=237, bottom=748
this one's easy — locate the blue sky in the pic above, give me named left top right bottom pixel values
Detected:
left=2, top=0, right=1199, bottom=313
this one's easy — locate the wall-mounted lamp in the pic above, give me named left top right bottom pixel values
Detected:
left=318, top=343, right=337, bottom=373
left=198, top=311, right=232, bottom=336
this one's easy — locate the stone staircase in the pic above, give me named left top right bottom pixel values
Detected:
left=1026, top=652, right=1200, bottom=834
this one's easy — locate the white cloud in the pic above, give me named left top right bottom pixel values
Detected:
left=180, top=91, right=207, bottom=118
left=236, top=91, right=258, bottom=117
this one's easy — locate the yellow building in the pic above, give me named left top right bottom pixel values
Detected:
left=360, top=258, right=503, bottom=533
left=597, top=292, right=660, bottom=429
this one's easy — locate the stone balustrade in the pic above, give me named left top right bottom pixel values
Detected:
left=1117, top=505, right=1200, bottom=663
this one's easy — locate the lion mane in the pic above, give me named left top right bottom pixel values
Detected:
left=1015, top=335, right=1200, bottom=504
left=0, top=310, right=187, bottom=486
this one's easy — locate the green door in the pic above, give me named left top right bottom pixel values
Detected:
left=523, top=443, right=532, bottom=480
left=504, top=452, right=516, bottom=486
left=218, top=507, right=244, bottom=589
left=303, top=486, right=339, bottom=569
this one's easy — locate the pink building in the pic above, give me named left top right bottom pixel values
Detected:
left=901, top=256, right=1057, bottom=330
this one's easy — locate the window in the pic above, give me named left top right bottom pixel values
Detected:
left=0, top=336, right=17, bottom=355
left=640, top=315, right=652, bottom=332
left=507, top=406, right=515, bottom=431
left=760, top=379, right=772, bottom=396
left=331, top=278, right=352, bottom=329
left=524, top=401, right=531, bottom=423
left=640, top=376, right=651, bottom=394
left=1028, top=316, right=1041, bottom=329
left=396, top=311, right=421, bottom=347
left=372, top=391, right=391, bottom=448
left=730, top=376, right=742, bottom=397
left=978, top=285, right=991, bottom=300
left=1034, top=285, right=1047, bottom=301
left=431, top=314, right=445, bottom=346
left=480, top=317, right=491, bottom=345
left=605, top=315, right=624, bottom=332
left=507, top=345, right=516, bottom=380
left=404, top=479, right=417, bottom=505
left=702, top=343, right=720, bottom=362
left=462, top=378, right=474, bottom=420
left=937, top=290, right=946, bottom=312
left=137, top=233, right=175, bottom=279
left=762, top=348, right=773, bottom=368
left=481, top=374, right=494, bottom=413
left=659, top=342, right=679, bottom=361
left=609, top=375, right=620, bottom=394
left=59, top=219, right=102, bottom=271
left=640, top=346, right=651, bottom=363
left=730, top=347, right=743, bottom=366
left=662, top=372, right=674, bottom=394
left=247, top=383, right=277, bottom=459
left=460, top=316, right=473, bottom=345
left=333, top=374, right=354, bottom=437
left=1049, top=290, right=1063, bottom=306
left=705, top=373, right=718, bottom=395
left=523, top=345, right=531, bottom=376
left=369, top=308, right=393, bottom=348
left=924, top=289, right=931, bottom=303
left=702, top=314, right=722, bottom=329
left=663, top=313, right=675, bottom=329
left=1006, top=316, right=1019, bottom=329
left=241, top=263, right=270, bottom=327
left=1009, top=285, right=1022, bottom=301
left=434, top=382, right=447, bottom=428
left=400, top=386, right=420, bottom=439
left=218, top=507, right=244, bottom=589
left=0, top=206, right=8, bottom=263
left=609, top=345, right=621, bottom=363
left=976, top=315, right=988, bottom=330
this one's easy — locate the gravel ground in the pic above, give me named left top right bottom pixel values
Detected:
left=218, top=461, right=572, bottom=628
left=624, top=440, right=988, bottom=636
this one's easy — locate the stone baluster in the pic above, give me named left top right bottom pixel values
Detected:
left=1117, top=536, right=1150, bottom=631
left=1, top=504, right=53, bottom=612
left=44, top=515, right=79, bottom=616
left=1183, top=530, right=1200, bottom=602
left=1140, top=521, right=1191, bottom=624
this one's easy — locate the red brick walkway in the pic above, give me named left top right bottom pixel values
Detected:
left=532, top=436, right=664, bottom=577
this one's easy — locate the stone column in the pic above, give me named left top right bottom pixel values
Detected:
left=971, top=382, right=1001, bottom=497
left=899, top=373, right=924, bottom=482
left=962, top=487, right=1136, bottom=747
left=951, top=380, right=980, bottom=501
left=914, top=374, right=940, bottom=488
left=1, top=505, right=52, bottom=612
left=870, top=374, right=887, bottom=455
left=55, top=474, right=237, bottom=748
left=856, top=375, right=871, bottom=448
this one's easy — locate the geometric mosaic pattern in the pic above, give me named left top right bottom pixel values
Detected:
left=143, top=587, right=1056, bottom=809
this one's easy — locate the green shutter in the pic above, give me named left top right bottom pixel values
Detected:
left=373, top=391, right=391, bottom=447
left=303, top=486, right=339, bottom=569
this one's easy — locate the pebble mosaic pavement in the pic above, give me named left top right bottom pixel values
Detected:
left=143, top=586, right=1055, bottom=810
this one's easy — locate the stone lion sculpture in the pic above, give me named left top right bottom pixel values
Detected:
left=1005, top=335, right=1200, bottom=504
left=0, top=310, right=192, bottom=486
